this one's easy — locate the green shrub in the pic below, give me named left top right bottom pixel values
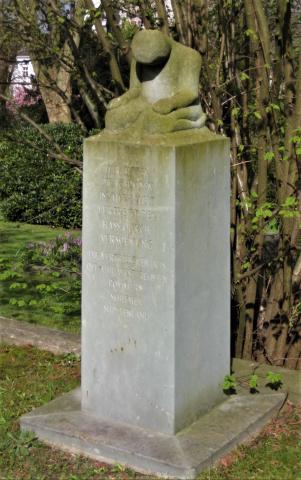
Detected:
left=0, top=123, right=83, bottom=228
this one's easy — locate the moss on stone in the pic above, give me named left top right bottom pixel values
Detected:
left=105, top=30, right=206, bottom=134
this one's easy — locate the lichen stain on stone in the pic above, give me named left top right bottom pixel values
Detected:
left=110, top=338, right=137, bottom=354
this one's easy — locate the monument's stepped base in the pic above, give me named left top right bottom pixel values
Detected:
left=21, top=388, right=285, bottom=479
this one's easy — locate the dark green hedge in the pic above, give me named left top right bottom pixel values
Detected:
left=0, top=124, right=83, bottom=228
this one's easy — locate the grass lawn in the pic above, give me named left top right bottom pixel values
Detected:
left=0, top=221, right=81, bottom=333
left=0, top=344, right=300, bottom=480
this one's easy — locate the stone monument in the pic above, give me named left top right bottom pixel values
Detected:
left=21, top=30, right=285, bottom=479
left=81, top=29, right=228, bottom=436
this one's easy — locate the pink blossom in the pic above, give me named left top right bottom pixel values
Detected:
left=8, top=86, right=40, bottom=110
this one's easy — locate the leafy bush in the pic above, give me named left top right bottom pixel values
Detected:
left=0, top=123, right=83, bottom=228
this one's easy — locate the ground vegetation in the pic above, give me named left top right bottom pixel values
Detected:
left=0, top=344, right=300, bottom=479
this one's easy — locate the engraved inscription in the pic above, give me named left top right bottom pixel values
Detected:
left=97, top=206, right=156, bottom=221
left=99, top=233, right=152, bottom=250
left=85, top=161, right=170, bottom=323
left=99, top=165, right=155, bottom=207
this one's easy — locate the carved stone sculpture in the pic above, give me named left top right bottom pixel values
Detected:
left=105, top=30, right=206, bottom=134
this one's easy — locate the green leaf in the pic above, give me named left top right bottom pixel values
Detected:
left=51, top=305, right=65, bottom=314
left=284, top=196, right=298, bottom=209
left=9, top=282, right=27, bottom=290
left=29, top=300, right=38, bottom=306
left=255, top=202, right=274, bottom=219
left=245, top=28, right=257, bottom=39
left=232, top=107, right=240, bottom=118
left=223, top=374, right=236, bottom=393
left=240, top=72, right=250, bottom=81
left=249, top=374, right=258, bottom=389
left=279, top=210, right=298, bottom=218
left=0, top=270, right=21, bottom=280
left=254, top=111, right=262, bottom=120
left=279, top=196, right=298, bottom=217
left=264, top=151, right=274, bottom=161
left=267, top=218, right=278, bottom=233
left=266, top=371, right=282, bottom=390
left=266, top=103, right=280, bottom=113
left=242, top=261, right=251, bottom=271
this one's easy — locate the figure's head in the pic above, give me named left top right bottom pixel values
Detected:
left=131, top=30, right=171, bottom=65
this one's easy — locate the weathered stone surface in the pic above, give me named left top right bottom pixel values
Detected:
left=2, top=317, right=298, bottom=405
left=20, top=388, right=286, bottom=479
left=81, top=129, right=230, bottom=434
left=105, top=30, right=206, bottom=134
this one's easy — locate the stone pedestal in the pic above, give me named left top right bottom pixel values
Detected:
left=20, top=129, right=287, bottom=478
left=82, top=129, right=230, bottom=434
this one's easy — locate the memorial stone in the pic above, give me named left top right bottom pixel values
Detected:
left=81, top=31, right=229, bottom=433
left=20, top=31, right=283, bottom=479
left=82, top=128, right=230, bottom=434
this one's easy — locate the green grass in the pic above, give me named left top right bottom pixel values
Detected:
left=0, top=221, right=80, bottom=332
left=0, top=344, right=140, bottom=480
left=0, top=344, right=300, bottom=480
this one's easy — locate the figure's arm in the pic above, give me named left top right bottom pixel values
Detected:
left=107, top=87, right=141, bottom=110
left=152, top=45, right=201, bottom=114
left=152, top=89, right=198, bottom=114
left=107, top=60, right=141, bottom=111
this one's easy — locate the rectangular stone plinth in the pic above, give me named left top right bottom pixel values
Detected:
left=20, top=388, right=286, bottom=480
left=82, top=129, right=230, bottom=434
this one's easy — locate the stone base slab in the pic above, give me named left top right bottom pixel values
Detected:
left=20, top=389, right=285, bottom=479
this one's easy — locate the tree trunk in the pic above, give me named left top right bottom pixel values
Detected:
left=32, top=63, right=72, bottom=123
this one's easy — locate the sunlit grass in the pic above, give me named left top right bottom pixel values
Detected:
left=0, top=344, right=300, bottom=480
left=0, top=221, right=81, bottom=332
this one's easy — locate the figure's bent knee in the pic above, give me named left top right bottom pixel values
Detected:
left=105, top=99, right=147, bottom=131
